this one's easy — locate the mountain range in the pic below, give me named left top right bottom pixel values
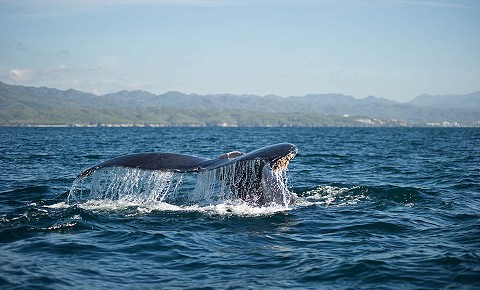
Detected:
left=1, top=81, right=479, bottom=127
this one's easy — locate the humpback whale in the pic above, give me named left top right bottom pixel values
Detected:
left=76, top=143, right=298, bottom=206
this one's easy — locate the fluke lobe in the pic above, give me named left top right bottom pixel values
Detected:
left=77, top=143, right=298, bottom=206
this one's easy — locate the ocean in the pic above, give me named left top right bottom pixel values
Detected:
left=1, top=127, right=479, bottom=289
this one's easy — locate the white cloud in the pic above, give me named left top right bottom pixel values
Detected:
left=8, top=69, right=35, bottom=81
left=6, top=65, right=80, bottom=83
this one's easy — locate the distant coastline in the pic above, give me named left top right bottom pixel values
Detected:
left=2, top=120, right=478, bottom=128
left=1, top=81, right=479, bottom=127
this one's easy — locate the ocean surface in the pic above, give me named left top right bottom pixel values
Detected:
left=1, top=127, right=479, bottom=289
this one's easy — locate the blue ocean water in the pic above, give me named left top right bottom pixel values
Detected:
left=0, top=127, right=479, bottom=289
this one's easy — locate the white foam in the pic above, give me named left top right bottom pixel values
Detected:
left=45, top=202, right=70, bottom=209
left=47, top=199, right=290, bottom=217
left=298, top=185, right=366, bottom=206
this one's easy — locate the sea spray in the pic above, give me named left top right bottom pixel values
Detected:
left=68, top=167, right=178, bottom=204
left=194, top=160, right=264, bottom=205
left=67, top=159, right=294, bottom=208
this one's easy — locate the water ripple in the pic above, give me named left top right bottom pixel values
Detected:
left=1, top=127, right=479, bottom=289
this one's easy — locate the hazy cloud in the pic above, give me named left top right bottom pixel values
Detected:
left=7, top=65, right=80, bottom=83
left=13, top=42, right=32, bottom=51
left=8, top=69, right=35, bottom=81
left=6, top=0, right=230, bottom=8
left=386, top=0, right=468, bottom=9
left=54, top=79, right=149, bottom=95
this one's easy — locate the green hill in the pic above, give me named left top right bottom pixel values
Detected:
left=1, top=81, right=479, bottom=127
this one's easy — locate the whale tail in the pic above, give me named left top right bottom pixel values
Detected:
left=78, top=143, right=297, bottom=179
left=76, top=143, right=297, bottom=206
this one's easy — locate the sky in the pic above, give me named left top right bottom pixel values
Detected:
left=0, top=0, right=479, bottom=102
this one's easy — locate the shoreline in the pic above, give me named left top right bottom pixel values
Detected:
left=1, top=123, right=479, bottom=128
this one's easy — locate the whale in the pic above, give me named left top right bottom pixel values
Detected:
left=77, top=143, right=298, bottom=206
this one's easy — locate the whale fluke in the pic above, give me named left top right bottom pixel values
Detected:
left=76, top=143, right=298, bottom=205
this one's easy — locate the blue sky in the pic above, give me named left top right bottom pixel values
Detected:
left=0, top=0, right=479, bottom=101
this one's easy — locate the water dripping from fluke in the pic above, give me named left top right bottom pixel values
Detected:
left=68, top=143, right=299, bottom=214
left=68, top=160, right=296, bottom=212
